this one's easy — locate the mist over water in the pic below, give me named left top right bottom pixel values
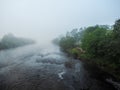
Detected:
left=0, top=43, right=117, bottom=90
left=0, top=0, right=120, bottom=90
left=0, top=43, right=59, bottom=65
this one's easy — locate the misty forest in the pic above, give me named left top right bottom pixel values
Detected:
left=0, top=0, right=120, bottom=90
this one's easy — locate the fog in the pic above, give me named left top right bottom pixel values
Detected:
left=0, top=1, right=120, bottom=89
left=0, top=0, right=120, bottom=43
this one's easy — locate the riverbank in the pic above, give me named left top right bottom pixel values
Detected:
left=60, top=51, right=119, bottom=89
left=0, top=43, right=119, bottom=90
left=79, top=58, right=120, bottom=90
left=79, top=58, right=120, bottom=81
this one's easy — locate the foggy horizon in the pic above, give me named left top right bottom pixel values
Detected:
left=0, top=0, right=120, bottom=90
left=0, top=0, right=120, bottom=42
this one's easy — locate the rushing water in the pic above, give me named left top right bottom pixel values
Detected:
left=0, top=43, right=119, bottom=90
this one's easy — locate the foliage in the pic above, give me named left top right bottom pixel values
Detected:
left=81, top=25, right=110, bottom=58
left=59, top=36, right=76, bottom=52
left=55, top=28, right=83, bottom=53
left=0, top=33, right=35, bottom=50
left=55, top=19, right=120, bottom=79
left=113, top=19, right=120, bottom=39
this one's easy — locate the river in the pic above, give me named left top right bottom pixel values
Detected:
left=0, top=43, right=119, bottom=90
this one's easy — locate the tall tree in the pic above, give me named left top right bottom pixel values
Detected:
left=113, top=19, right=120, bottom=39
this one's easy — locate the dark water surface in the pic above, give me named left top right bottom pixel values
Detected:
left=0, top=44, right=119, bottom=90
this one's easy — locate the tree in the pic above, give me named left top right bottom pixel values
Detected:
left=110, top=19, right=120, bottom=64
left=81, top=25, right=109, bottom=58
left=59, top=36, right=76, bottom=52
left=0, top=33, right=35, bottom=50
left=113, top=19, right=120, bottom=39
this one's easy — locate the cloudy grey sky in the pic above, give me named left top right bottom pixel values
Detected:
left=0, top=0, right=120, bottom=42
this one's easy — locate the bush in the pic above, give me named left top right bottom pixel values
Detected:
left=0, top=33, right=35, bottom=50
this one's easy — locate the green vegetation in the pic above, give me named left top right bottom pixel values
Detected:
left=0, top=33, right=35, bottom=50
left=54, top=19, right=120, bottom=79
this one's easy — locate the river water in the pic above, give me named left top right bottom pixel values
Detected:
left=0, top=43, right=119, bottom=90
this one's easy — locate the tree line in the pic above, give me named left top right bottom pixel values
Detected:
left=0, top=33, right=35, bottom=50
left=53, top=19, right=120, bottom=79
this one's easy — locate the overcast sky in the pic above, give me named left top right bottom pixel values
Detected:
left=0, top=0, right=120, bottom=42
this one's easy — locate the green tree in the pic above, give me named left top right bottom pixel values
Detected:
left=81, top=25, right=110, bottom=58
left=110, top=19, right=120, bottom=64
left=113, top=19, right=120, bottom=39
left=59, top=36, right=76, bottom=53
